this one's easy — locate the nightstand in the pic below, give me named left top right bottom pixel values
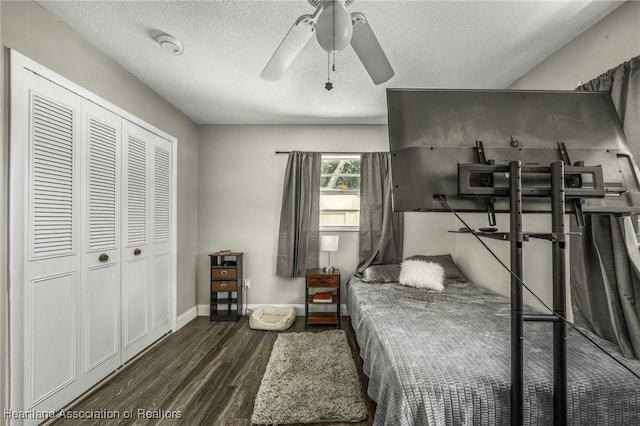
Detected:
left=305, top=269, right=340, bottom=329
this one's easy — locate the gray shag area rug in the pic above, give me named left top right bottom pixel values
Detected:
left=252, top=330, right=368, bottom=425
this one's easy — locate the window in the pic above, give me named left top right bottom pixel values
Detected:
left=320, top=154, right=360, bottom=230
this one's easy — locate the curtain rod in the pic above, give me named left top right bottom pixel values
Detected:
left=275, top=151, right=373, bottom=155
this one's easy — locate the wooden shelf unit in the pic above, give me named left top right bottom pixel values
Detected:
left=210, top=252, right=243, bottom=321
left=305, top=269, right=340, bottom=329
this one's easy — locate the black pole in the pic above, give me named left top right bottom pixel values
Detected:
left=551, top=161, right=568, bottom=426
left=510, top=161, right=524, bottom=426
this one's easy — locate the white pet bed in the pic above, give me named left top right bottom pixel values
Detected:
left=250, top=306, right=296, bottom=331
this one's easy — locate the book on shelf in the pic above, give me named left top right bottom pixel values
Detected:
left=312, top=290, right=334, bottom=303
left=217, top=250, right=231, bottom=256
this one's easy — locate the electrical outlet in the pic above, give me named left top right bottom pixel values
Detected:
left=244, top=278, right=250, bottom=288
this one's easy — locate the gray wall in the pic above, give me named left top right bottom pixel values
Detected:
left=509, top=0, right=640, bottom=90
left=197, top=125, right=456, bottom=309
left=453, top=213, right=572, bottom=316
left=0, top=1, right=199, bottom=319
left=1, top=1, right=7, bottom=422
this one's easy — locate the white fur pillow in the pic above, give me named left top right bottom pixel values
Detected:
left=399, top=260, right=445, bottom=291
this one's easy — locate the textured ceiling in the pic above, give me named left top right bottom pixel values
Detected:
left=36, top=0, right=623, bottom=125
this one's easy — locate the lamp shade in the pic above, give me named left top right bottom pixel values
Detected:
left=320, top=235, right=339, bottom=252
left=315, top=3, right=353, bottom=53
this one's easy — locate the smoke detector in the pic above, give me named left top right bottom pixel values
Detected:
left=155, top=34, right=183, bottom=56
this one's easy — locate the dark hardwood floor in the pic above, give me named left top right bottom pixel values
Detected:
left=52, top=316, right=376, bottom=426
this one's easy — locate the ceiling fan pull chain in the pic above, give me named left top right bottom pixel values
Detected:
left=325, top=1, right=336, bottom=90
left=325, top=52, right=333, bottom=91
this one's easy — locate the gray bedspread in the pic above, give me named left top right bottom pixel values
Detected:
left=347, top=278, right=640, bottom=425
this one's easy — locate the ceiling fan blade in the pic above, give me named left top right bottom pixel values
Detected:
left=350, top=12, right=394, bottom=85
left=261, top=15, right=315, bottom=81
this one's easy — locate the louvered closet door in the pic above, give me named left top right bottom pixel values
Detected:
left=121, top=123, right=173, bottom=358
left=148, top=135, right=173, bottom=342
left=121, top=120, right=153, bottom=362
left=11, top=53, right=178, bottom=421
left=80, top=101, right=122, bottom=388
left=21, top=72, right=83, bottom=413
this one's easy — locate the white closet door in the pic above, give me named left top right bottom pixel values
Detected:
left=21, top=72, right=83, bottom=412
left=148, top=136, right=173, bottom=342
left=80, top=100, right=122, bottom=388
left=121, top=120, right=152, bottom=362
left=121, top=123, right=173, bottom=358
left=11, top=52, right=178, bottom=418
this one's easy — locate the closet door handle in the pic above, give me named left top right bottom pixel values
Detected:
left=98, top=253, right=109, bottom=263
left=134, top=248, right=141, bottom=256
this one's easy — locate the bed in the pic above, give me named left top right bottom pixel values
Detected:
left=347, top=260, right=640, bottom=425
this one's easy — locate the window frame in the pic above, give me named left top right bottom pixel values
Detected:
left=320, top=153, right=361, bottom=232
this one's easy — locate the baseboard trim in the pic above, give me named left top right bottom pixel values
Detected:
left=197, top=304, right=209, bottom=316
left=176, top=306, right=197, bottom=330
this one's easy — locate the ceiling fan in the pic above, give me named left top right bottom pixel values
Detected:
left=260, top=0, right=394, bottom=86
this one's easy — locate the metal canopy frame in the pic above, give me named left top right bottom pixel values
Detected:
left=457, top=160, right=605, bottom=426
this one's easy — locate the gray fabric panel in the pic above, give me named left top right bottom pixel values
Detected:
left=276, top=151, right=321, bottom=277
left=571, top=214, right=640, bottom=359
left=347, top=277, right=640, bottom=425
left=570, top=215, right=626, bottom=348
left=357, top=152, right=404, bottom=275
left=619, top=217, right=640, bottom=357
left=571, top=56, right=640, bottom=359
left=576, top=56, right=639, bottom=161
left=361, top=264, right=401, bottom=283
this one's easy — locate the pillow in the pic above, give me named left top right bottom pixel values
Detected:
left=399, top=260, right=445, bottom=290
left=361, top=264, right=401, bottom=283
left=404, top=254, right=466, bottom=280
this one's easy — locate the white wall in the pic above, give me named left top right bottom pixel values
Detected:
left=197, top=125, right=456, bottom=309
left=509, top=1, right=640, bottom=90
left=453, top=214, right=571, bottom=318
left=0, top=1, right=199, bottom=316
left=404, top=212, right=456, bottom=258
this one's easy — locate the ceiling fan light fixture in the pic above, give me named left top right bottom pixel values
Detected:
left=316, top=3, right=353, bottom=53
left=261, top=0, right=394, bottom=85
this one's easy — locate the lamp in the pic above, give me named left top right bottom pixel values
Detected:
left=320, top=235, right=339, bottom=272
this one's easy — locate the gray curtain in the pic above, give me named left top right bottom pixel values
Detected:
left=276, top=152, right=321, bottom=278
left=576, top=56, right=639, bottom=160
left=356, top=152, right=404, bottom=275
left=571, top=56, right=640, bottom=358
left=570, top=216, right=640, bottom=358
